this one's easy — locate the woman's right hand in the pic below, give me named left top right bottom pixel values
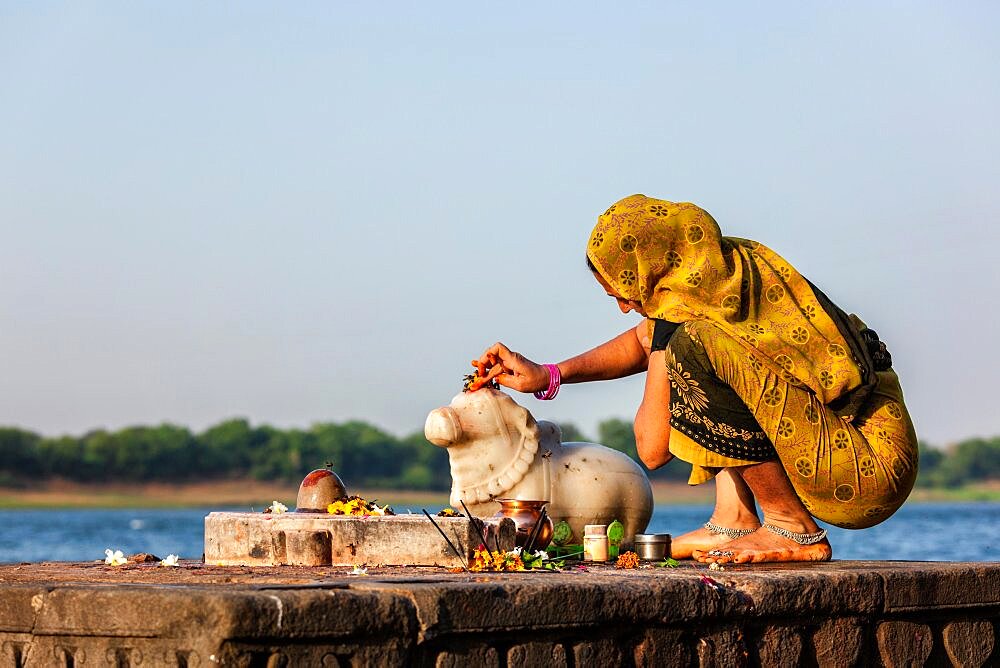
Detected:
left=475, top=342, right=550, bottom=394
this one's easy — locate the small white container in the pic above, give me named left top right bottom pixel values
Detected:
left=583, top=524, right=609, bottom=562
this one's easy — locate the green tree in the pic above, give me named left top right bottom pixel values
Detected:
left=199, top=418, right=269, bottom=475
left=597, top=418, right=638, bottom=460
left=556, top=422, right=589, bottom=443
left=335, top=421, right=405, bottom=486
left=35, top=435, right=84, bottom=479
left=310, top=422, right=349, bottom=477
left=115, top=425, right=198, bottom=481
left=248, top=427, right=319, bottom=481
left=79, top=430, right=117, bottom=481
left=307, top=421, right=435, bottom=488
left=914, top=441, right=944, bottom=488
left=0, top=428, right=42, bottom=481
left=596, top=418, right=689, bottom=481
left=398, top=431, right=451, bottom=490
left=25, top=415, right=1000, bottom=492
left=932, top=437, right=1000, bottom=486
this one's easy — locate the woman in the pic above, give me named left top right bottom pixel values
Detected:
left=476, top=194, right=917, bottom=564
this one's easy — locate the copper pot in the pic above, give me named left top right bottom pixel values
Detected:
left=493, top=499, right=554, bottom=550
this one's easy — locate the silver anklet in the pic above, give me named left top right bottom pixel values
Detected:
left=704, top=522, right=755, bottom=540
left=763, top=523, right=828, bottom=545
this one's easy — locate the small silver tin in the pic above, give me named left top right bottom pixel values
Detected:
left=632, top=533, right=671, bottom=561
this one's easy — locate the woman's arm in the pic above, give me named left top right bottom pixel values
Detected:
left=557, top=319, right=651, bottom=383
left=634, top=350, right=673, bottom=469
left=478, top=320, right=651, bottom=393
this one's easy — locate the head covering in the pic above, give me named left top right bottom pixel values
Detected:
left=586, top=194, right=864, bottom=405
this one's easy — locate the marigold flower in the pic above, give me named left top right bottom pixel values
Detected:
left=615, top=551, right=640, bottom=569
left=469, top=547, right=526, bottom=572
left=327, top=496, right=394, bottom=517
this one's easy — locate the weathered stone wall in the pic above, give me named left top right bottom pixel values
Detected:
left=0, top=561, right=997, bottom=667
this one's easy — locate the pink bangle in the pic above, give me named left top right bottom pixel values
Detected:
left=533, top=364, right=561, bottom=400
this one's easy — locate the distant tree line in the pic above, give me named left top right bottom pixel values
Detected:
left=0, top=418, right=996, bottom=490
left=0, top=419, right=449, bottom=490
left=915, top=438, right=1000, bottom=488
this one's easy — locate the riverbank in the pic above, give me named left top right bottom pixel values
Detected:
left=0, top=480, right=449, bottom=510
left=0, top=480, right=716, bottom=509
left=1, top=478, right=997, bottom=509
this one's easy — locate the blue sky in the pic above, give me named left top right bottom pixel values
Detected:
left=1, top=2, right=998, bottom=446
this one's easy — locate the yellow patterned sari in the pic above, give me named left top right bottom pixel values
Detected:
left=587, top=194, right=917, bottom=528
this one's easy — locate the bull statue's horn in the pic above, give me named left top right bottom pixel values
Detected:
left=424, top=407, right=463, bottom=447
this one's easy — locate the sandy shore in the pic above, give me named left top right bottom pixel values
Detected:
left=0, top=479, right=717, bottom=509
left=0, top=478, right=993, bottom=509
left=0, top=479, right=449, bottom=510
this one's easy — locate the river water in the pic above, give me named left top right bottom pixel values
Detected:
left=1, top=502, right=996, bottom=564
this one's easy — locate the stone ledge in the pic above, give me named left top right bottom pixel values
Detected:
left=1, top=561, right=998, bottom=666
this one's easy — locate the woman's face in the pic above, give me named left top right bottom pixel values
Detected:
left=593, top=270, right=646, bottom=316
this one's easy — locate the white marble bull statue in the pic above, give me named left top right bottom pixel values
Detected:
left=424, top=388, right=653, bottom=544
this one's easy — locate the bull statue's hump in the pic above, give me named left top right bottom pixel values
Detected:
left=425, top=389, right=654, bottom=544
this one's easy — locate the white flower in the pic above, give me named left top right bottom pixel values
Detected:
left=369, top=503, right=389, bottom=516
left=268, top=501, right=288, bottom=514
left=160, top=554, right=180, bottom=567
left=350, top=565, right=368, bottom=576
left=104, top=549, right=127, bottom=566
left=512, top=547, right=546, bottom=561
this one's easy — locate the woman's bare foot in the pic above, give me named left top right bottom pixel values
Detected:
left=670, top=469, right=760, bottom=559
left=671, top=521, right=760, bottom=559
left=693, top=526, right=832, bottom=564
left=691, top=460, right=833, bottom=564
left=692, top=460, right=833, bottom=564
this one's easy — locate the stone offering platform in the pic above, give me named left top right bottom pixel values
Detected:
left=205, top=512, right=516, bottom=568
left=1, top=560, right=998, bottom=666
